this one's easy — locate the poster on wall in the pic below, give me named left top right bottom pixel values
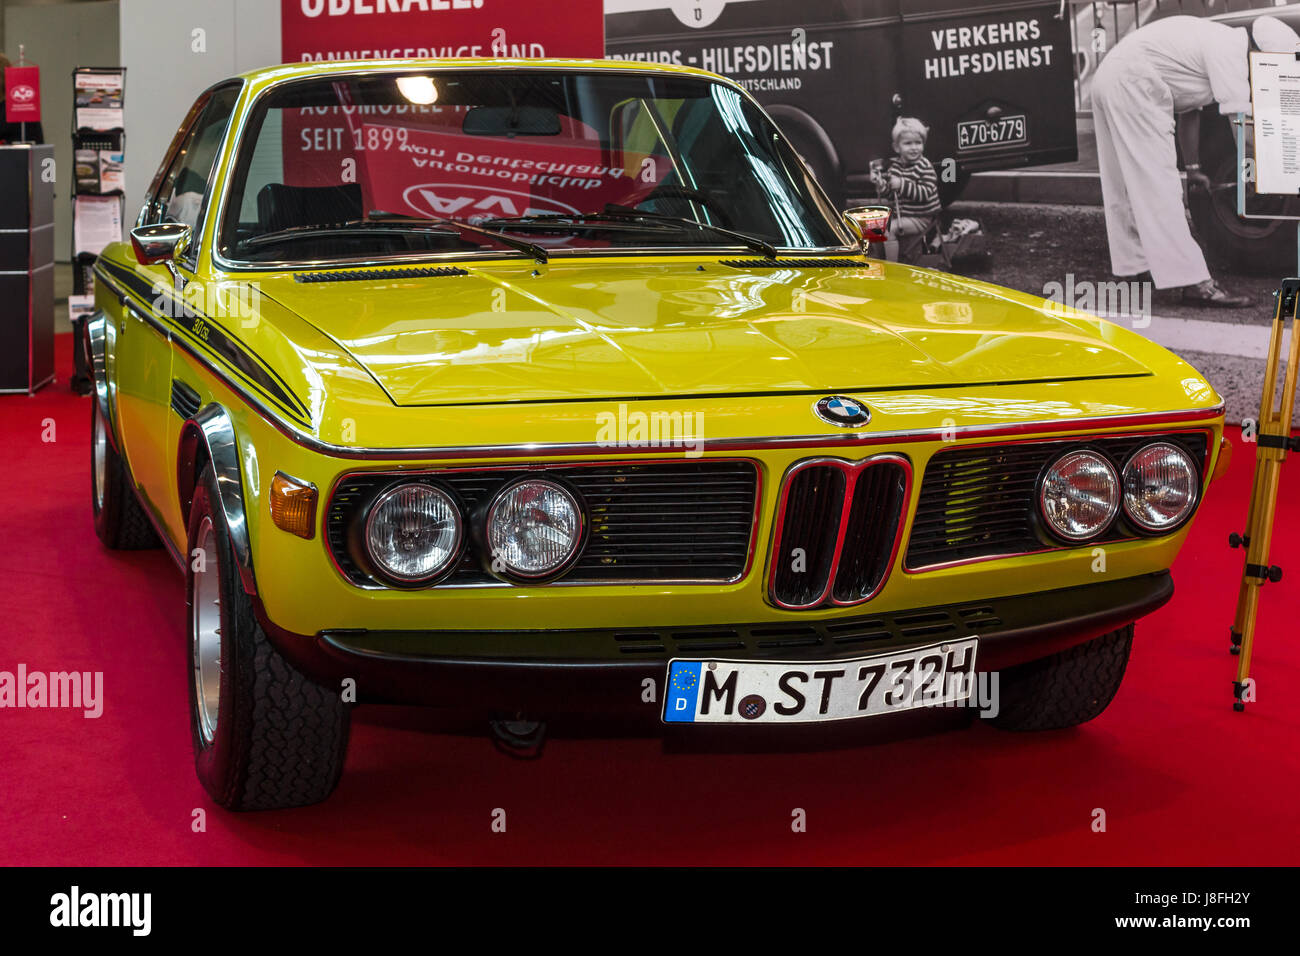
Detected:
left=604, top=0, right=1076, bottom=206
left=280, top=0, right=605, bottom=63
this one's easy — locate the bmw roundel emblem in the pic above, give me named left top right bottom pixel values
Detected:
left=814, top=396, right=871, bottom=428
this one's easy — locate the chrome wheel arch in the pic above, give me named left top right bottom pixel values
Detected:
left=83, top=310, right=120, bottom=454
left=178, top=403, right=257, bottom=597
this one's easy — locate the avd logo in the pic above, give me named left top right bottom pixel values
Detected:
left=402, top=182, right=581, bottom=220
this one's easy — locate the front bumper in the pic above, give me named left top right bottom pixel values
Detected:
left=255, top=572, right=1173, bottom=715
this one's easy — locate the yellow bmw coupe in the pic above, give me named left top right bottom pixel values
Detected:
left=85, top=59, right=1225, bottom=810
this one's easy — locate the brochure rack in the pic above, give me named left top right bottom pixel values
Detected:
left=69, top=66, right=125, bottom=394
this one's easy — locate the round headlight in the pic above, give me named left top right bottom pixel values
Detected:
left=1039, top=450, right=1120, bottom=542
left=1123, top=442, right=1199, bottom=534
left=364, top=483, right=462, bottom=584
left=486, top=479, right=584, bottom=580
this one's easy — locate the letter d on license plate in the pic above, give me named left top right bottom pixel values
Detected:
left=662, top=639, right=978, bottom=724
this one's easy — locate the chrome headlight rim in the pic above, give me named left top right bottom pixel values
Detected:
left=1121, top=441, right=1201, bottom=536
left=360, top=480, right=465, bottom=587
left=1037, top=448, right=1121, bottom=544
left=483, top=476, right=587, bottom=583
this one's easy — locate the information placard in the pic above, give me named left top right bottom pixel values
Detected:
left=1250, top=51, right=1300, bottom=196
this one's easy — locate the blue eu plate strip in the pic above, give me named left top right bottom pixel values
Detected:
left=663, top=661, right=702, bottom=723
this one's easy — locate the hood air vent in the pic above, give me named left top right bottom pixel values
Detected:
left=294, top=266, right=469, bottom=283
left=720, top=258, right=870, bottom=269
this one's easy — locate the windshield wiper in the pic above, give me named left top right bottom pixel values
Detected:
left=368, top=211, right=548, bottom=264
left=481, top=209, right=777, bottom=258
left=600, top=206, right=779, bottom=258
left=241, top=220, right=463, bottom=250
left=242, top=214, right=548, bottom=264
left=477, top=216, right=679, bottom=235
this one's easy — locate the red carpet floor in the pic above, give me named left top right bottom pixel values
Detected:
left=1, top=335, right=1297, bottom=866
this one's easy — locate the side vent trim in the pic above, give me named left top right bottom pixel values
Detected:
left=170, top=379, right=202, bottom=421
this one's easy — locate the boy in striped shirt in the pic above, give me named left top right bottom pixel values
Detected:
left=872, top=118, right=942, bottom=264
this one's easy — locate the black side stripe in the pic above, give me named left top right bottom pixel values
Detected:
left=96, top=259, right=310, bottom=422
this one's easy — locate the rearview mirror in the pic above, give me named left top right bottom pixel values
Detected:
left=463, top=105, right=561, bottom=137
left=844, top=206, right=892, bottom=247
left=131, top=222, right=192, bottom=265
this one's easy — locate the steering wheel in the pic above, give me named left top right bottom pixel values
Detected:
left=633, top=185, right=735, bottom=229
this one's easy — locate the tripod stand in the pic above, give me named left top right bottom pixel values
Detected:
left=1227, top=278, right=1300, bottom=711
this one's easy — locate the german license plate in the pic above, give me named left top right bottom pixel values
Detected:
left=957, top=114, right=1027, bottom=150
left=662, top=639, right=978, bottom=724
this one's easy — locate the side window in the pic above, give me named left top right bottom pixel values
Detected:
left=146, top=86, right=239, bottom=243
left=237, top=109, right=285, bottom=224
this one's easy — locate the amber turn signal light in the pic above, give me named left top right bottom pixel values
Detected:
left=269, top=471, right=317, bottom=539
left=1212, top=436, right=1233, bottom=481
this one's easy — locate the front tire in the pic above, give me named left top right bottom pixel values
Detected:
left=989, top=625, right=1134, bottom=731
left=1189, top=112, right=1298, bottom=275
left=90, top=399, right=158, bottom=550
left=186, top=464, right=350, bottom=810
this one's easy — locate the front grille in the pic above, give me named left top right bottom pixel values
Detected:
left=327, top=460, right=758, bottom=588
left=905, top=432, right=1210, bottom=569
left=833, top=462, right=910, bottom=603
left=329, top=600, right=1006, bottom=662
left=769, top=457, right=910, bottom=609
left=610, top=603, right=997, bottom=655
left=769, top=466, right=846, bottom=608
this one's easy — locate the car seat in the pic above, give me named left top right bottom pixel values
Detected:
left=256, top=183, right=364, bottom=232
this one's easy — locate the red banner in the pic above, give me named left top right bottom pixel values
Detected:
left=280, top=0, right=605, bottom=63
left=4, top=66, right=41, bottom=123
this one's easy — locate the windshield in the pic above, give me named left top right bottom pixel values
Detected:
left=218, top=69, right=850, bottom=264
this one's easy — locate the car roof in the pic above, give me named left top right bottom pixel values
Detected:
left=235, top=57, right=726, bottom=89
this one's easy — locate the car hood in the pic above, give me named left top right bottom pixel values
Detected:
left=258, top=259, right=1152, bottom=407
